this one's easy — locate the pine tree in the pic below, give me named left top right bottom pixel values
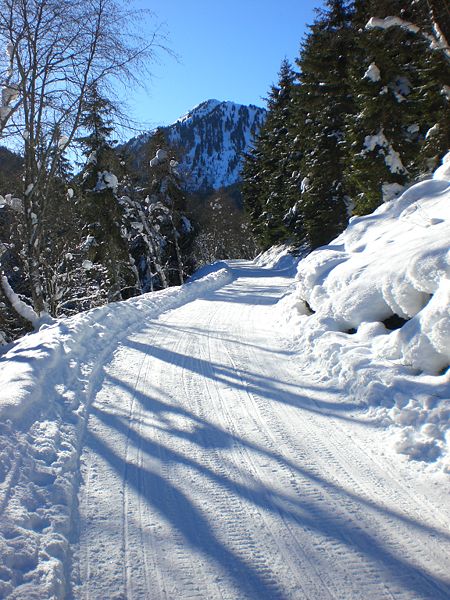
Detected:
left=345, top=0, right=412, bottom=213
left=143, top=129, right=192, bottom=286
left=345, top=0, right=449, bottom=214
left=241, top=146, right=265, bottom=246
left=294, top=0, right=354, bottom=248
left=77, top=84, right=139, bottom=302
left=242, top=59, right=297, bottom=249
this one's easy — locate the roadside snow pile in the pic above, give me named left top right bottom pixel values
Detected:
left=0, top=265, right=233, bottom=599
left=280, top=153, right=450, bottom=472
left=187, top=260, right=230, bottom=282
left=254, top=244, right=305, bottom=276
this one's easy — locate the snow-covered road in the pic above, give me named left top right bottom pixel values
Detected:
left=70, top=261, right=450, bottom=600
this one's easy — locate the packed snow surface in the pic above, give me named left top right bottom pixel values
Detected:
left=0, top=159, right=449, bottom=599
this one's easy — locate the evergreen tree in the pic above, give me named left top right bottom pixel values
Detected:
left=294, top=0, right=354, bottom=248
left=241, top=146, right=266, bottom=247
left=143, top=129, right=193, bottom=286
left=77, top=85, right=139, bottom=302
left=242, top=59, right=297, bottom=249
left=346, top=0, right=450, bottom=214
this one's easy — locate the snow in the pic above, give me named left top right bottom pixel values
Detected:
left=279, top=160, right=450, bottom=471
left=382, top=181, right=405, bottom=202
left=426, top=123, right=440, bottom=139
left=149, top=148, right=168, bottom=168
left=82, top=260, right=93, bottom=270
left=94, top=171, right=118, bottom=193
left=0, top=265, right=234, bottom=598
left=363, top=62, right=381, bottom=82
left=366, top=16, right=450, bottom=62
left=254, top=243, right=303, bottom=276
left=434, top=149, right=450, bottom=181
left=364, top=129, right=406, bottom=174
left=366, top=16, right=420, bottom=35
left=156, top=148, right=167, bottom=161
left=177, top=98, right=222, bottom=124
left=57, top=135, right=69, bottom=150
left=1, top=159, right=450, bottom=598
left=81, top=234, right=96, bottom=249
left=74, top=259, right=449, bottom=599
left=1, top=275, right=39, bottom=326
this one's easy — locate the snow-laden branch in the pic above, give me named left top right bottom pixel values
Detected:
left=1, top=275, right=39, bottom=326
left=366, top=16, right=450, bottom=63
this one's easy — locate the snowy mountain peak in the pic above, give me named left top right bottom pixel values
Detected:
left=126, top=99, right=266, bottom=193
left=177, top=99, right=222, bottom=124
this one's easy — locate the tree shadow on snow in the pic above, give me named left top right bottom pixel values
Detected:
left=80, top=362, right=450, bottom=600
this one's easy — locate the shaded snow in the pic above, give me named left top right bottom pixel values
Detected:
left=94, top=171, right=118, bottom=193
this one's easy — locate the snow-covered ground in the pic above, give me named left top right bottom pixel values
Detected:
left=0, top=269, right=234, bottom=598
left=279, top=153, right=450, bottom=472
left=0, top=155, right=449, bottom=599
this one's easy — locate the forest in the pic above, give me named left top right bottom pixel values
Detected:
left=242, top=0, right=450, bottom=249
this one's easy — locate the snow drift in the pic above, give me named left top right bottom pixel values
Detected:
left=279, top=153, right=450, bottom=471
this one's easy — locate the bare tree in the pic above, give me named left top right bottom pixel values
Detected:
left=0, top=0, right=164, bottom=320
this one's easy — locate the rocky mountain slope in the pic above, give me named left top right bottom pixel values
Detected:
left=126, top=99, right=266, bottom=192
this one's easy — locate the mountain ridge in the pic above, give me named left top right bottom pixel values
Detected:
left=126, top=99, right=266, bottom=193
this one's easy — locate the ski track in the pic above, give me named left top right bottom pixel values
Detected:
left=71, top=261, right=450, bottom=600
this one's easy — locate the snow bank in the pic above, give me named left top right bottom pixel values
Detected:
left=279, top=154, right=450, bottom=472
left=0, top=265, right=233, bottom=599
left=187, top=260, right=231, bottom=282
left=254, top=244, right=305, bottom=276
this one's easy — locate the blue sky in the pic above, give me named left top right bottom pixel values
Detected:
left=127, top=1, right=324, bottom=132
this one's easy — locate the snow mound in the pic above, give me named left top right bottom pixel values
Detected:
left=280, top=154, right=450, bottom=471
left=254, top=244, right=305, bottom=276
left=434, top=150, right=450, bottom=181
left=187, top=260, right=231, bottom=282
left=0, top=266, right=233, bottom=599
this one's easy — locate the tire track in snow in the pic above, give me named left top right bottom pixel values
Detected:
left=73, top=263, right=450, bottom=599
left=217, top=285, right=450, bottom=600
left=139, top=310, right=284, bottom=600
left=176, top=310, right=292, bottom=600
left=136, top=323, right=211, bottom=600
left=202, top=298, right=392, bottom=600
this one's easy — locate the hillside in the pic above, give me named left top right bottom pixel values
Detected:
left=126, top=99, right=266, bottom=192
